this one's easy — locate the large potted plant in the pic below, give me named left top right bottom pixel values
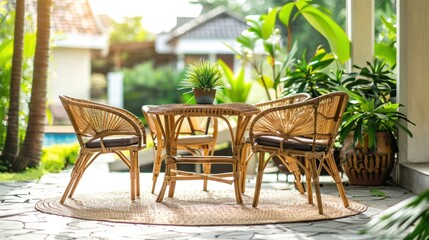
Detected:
left=339, top=59, right=414, bottom=185
left=178, top=59, right=228, bottom=104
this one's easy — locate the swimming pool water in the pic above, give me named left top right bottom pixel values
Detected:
left=43, top=133, right=77, bottom=146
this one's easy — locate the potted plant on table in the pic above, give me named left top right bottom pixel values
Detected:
left=338, top=59, right=415, bottom=186
left=178, top=59, right=228, bottom=104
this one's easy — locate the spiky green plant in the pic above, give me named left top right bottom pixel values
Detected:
left=360, top=189, right=429, bottom=240
left=178, top=59, right=228, bottom=93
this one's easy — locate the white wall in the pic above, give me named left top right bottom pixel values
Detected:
left=49, top=48, right=91, bottom=105
left=174, top=38, right=239, bottom=55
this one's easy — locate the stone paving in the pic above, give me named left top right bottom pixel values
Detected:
left=0, top=156, right=415, bottom=240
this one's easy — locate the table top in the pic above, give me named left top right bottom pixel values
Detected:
left=145, top=103, right=260, bottom=117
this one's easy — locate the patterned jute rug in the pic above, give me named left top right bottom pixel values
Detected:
left=35, top=189, right=367, bottom=226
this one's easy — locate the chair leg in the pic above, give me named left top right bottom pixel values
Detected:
left=156, top=164, right=170, bottom=203
left=135, top=151, right=141, bottom=197
left=69, top=153, right=95, bottom=199
left=129, top=150, right=139, bottom=200
left=60, top=153, right=90, bottom=204
left=305, top=158, right=313, bottom=204
left=168, top=163, right=177, bottom=198
left=252, top=152, right=265, bottom=208
left=61, top=168, right=79, bottom=204
left=151, top=147, right=163, bottom=194
left=203, top=147, right=211, bottom=191
left=282, top=156, right=305, bottom=194
left=130, top=156, right=136, bottom=201
left=308, top=157, right=323, bottom=214
left=292, top=169, right=305, bottom=194
left=240, top=143, right=252, bottom=194
left=232, top=162, right=243, bottom=204
left=68, top=170, right=84, bottom=199
left=203, top=163, right=211, bottom=191
left=326, top=154, right=349, bottom=208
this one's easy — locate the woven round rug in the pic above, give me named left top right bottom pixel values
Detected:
left=35, top=189, right=366, bottom=226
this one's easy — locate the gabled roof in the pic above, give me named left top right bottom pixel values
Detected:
left=8, top=0, right=105, bottom=35
left=50, top=0, right=105, bottom=35
left=8, top=0, right=107, bottom=49
left=167, top=6, right=247, bottom=43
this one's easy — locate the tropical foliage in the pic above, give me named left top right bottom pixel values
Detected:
left=374, top=0, right=396, bottom=67
left=1, top=0, right=53, bottom=172
left=282, top=46, right=336, bottom=97
left=216, top=59, right=252, bottom=103
left=227, top=0, right=349, bottom=101
left=0, top=2, right=35, bottom=153
left=360, top=189, right=429, bottom=240
left=178, top=59, right=228, bottom=92
left=338, top=59, right=414, bottom=151
left=374, top=15, right=396, bottom=67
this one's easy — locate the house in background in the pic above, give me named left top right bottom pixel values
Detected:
left=12, top=0, right=109, bottom=124
left=91, top=7, right=251, bottom=112
left=47, top=0, right=108, bottom=106
left=156, top=7, right=249, bottom=72
left=93, top=7, right=249, bottom=74
left=14, top=0, right=109, bottom=109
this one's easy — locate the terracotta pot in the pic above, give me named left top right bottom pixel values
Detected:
left=193, top=88, right=216, bottom=104
left=340, top=132, right=395, bottom=186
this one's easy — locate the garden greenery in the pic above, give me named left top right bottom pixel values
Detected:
left=0, top=2, right=35, bottom=151
left=122, top=61, right=182, bottom=117
left=0, top=143, right=79, bottom=181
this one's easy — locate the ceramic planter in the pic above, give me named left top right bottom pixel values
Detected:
left=340, top=132, right=395, bottom=186
left=193, top=88, right=216, bottom=104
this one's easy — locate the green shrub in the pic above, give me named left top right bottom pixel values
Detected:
left=40, top=143, right=80, bottom=173
left=123, top=61, right=183, bottom=116
left=0, top=143, right=79, bottom=181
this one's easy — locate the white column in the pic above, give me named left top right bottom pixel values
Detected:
left=107, top=72, right=123, bottom=108
left=346, top=0, right=374, bottom=71
left=176, top=53, right=185, bottom=70
left=397, top=0, right=429, bottom=164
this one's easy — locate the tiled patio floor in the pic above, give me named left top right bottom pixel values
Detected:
left=0, top=156, right=415, bottom=240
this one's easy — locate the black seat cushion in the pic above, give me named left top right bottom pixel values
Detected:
left=86, top=136, right=139, bottom=148
left=255, top=136, right=327, bottom=152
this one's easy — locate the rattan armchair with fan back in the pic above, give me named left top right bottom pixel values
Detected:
left=142, top=106, right=218, bottom=194
left=240, top=93, right=311, bottom=193
left=248, top=92, right=350, bottom=214
left=59, top=95, right=146, bottom=204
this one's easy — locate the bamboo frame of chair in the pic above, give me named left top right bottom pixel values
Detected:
left=240, top=93, right=311, bottom=193
left=59, top=95, right=146, bottom=204
left=248, top=92, right=350, bottom=214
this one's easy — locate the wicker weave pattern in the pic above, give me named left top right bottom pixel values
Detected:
left=63, top=95, right=145, bottom=145
left=248, top=92, right=349, bottom=214
left=254, top=93, right=311, bottom=110
left=145, top=103, right=260, bottom=204
left=59, top=95, right=146, bottom=204
left=146, top=103, right=259, bottom=117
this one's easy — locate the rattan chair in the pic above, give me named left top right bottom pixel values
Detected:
left=240, top=93, right=311, bottom=193
left=248, top=92, right=349, bottom=214
left=142, top=106, right=218, bottom=194
left=59, top=95, right=146, bottom=204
